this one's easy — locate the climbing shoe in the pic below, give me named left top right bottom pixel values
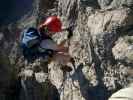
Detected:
left=61, top=65, right=72, bottom=72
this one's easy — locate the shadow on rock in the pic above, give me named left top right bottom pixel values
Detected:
left=70, top=63, right=110, bottom=100
left=11, top=76, right=60, bottom=100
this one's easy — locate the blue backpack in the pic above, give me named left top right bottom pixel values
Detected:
left=20, top=27, right=54, bottom=62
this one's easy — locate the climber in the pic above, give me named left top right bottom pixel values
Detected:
left=20, top=16, right=75, bottom=72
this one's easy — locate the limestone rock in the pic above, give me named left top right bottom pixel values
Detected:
left=108, top=83, right=133, bottom=100
left=98, top=0, right=133, bottom=9
left=113, top=36, right=133, bottom=63
left=0, top=0, right=133, bottom=100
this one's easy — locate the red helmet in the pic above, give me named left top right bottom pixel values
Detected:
left=39, top=16, right=62, bottom=32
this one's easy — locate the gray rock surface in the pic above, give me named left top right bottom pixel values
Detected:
left=0, top=0, right=133, bottom=100
left=108, top=83, right=133, bottom=100
left=98, top=0, right=133, bottom=9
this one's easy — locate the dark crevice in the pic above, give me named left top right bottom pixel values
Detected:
left=89, top=37, right=103, bottom=83
left=0, top=0, right=34, bottom=26
left=70, top=63, right=93, bottom=100
left=80, top=0, right=100, bottom=9
left=68, top=0, right=79, bottom=25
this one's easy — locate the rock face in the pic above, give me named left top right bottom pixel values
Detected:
left=108, top=83, right=133, bottom=100
left=47, top=0, right=133, bottom=100
left=0, top=0, right=133, bottom=100
left=98, top=0, right=133, bottom=9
